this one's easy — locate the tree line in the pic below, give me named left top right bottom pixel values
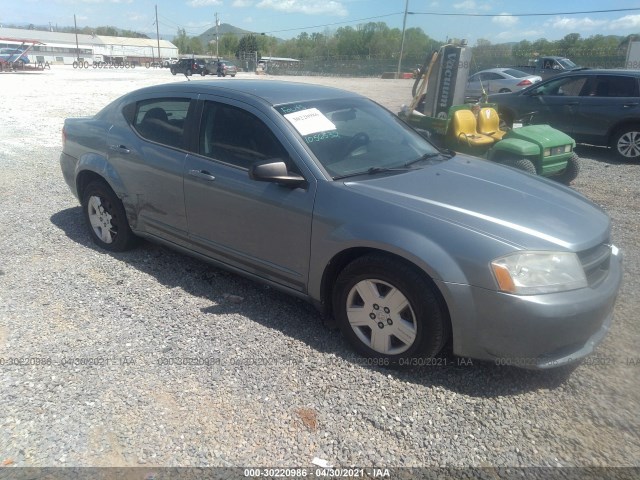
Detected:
left=174, top=22, right=637, bottom=71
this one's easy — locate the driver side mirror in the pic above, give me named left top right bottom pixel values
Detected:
left=249, top=160, right=307, bottom=188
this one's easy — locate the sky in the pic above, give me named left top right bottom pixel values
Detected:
left=3, top=0, right=640, bottom=44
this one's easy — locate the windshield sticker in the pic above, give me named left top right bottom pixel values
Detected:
left=284, top=108, right=336, bottom=136
left=304, top=131, right=339, bottom=144
left=279, top=104, right=306, bottom=114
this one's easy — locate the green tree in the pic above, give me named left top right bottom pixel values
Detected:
left=236, top=34, right=260, bottom=60
left=218, top=33, right=239, bottom=58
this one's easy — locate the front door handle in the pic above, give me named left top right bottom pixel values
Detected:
left=109, top=144, right=131, bottom=154
left=188, top=169, right=216, bottom=181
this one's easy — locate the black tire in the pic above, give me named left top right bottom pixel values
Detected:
left=186, top=68, right=192, bottom=76
left=200, top=70, right=206, bottom=76
left=333, top=254, right=450, bottom=364
left=171, top=69, right=176, bottom=75
left=504, top=158, right=537, bottom=175
left=81, top=180, right=137, bottom=252
left=555, top=153, right=580, bottom=185
left=611, top=125, right=640, bottom=161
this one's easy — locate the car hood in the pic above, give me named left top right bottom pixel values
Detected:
left=344, top=155, right=610, bottom=251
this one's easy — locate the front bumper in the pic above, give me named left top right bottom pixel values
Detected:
left=437, top=248, right=623, bottom=369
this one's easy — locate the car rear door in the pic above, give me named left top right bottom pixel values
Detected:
left=107, top=94, right=196, bottom=245
left=574, top=74, right=640, bottom=145
left=183, top=97, right=316, bottom=292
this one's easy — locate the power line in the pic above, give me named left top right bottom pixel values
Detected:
left=261, top=12, right=404, bottom=35
left=408, top=7, right=640, bottom=17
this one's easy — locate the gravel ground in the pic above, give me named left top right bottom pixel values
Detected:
left=0, top=66, right=639, bottom=472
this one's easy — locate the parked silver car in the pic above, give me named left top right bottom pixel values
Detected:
left=466, top=68, right=542, bottom=100
left=60, top=80, right=622, bottom=369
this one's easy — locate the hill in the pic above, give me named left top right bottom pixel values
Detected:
left=197, top=23, right=255, bottom=45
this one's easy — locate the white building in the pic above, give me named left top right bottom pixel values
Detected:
left=0, top=27, right=178, bottom=65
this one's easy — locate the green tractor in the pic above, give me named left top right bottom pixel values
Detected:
left=400, top=42, right=580, bottom=184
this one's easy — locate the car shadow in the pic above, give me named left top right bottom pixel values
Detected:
left=575, top=144, right=629, bottom=165
left=50, top=206, right=578, bottom=397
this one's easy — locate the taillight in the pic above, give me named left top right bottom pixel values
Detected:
left=517, top=79, right=533, bottom=87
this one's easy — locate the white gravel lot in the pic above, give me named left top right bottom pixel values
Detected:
left=0, top=65, right=639, bottom=473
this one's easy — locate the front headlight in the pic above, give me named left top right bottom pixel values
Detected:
left=491, top=251, right=587, bottom=295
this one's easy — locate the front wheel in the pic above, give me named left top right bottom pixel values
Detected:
left=333, top=255, right=449, bottom=364
left=82, top=180, right=137, bottom=252
left=555, top=153, right=580, bottom=185
left=503, top=158, right=537, bottom=175
left=611, top=125, right=640, bottom=161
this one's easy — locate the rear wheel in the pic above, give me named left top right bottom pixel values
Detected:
left=186, top=68, right=192, bottom=76
left=82, top=180, right=137, bottom=252
left=503, top=158, right=537, bottom=175
left=555, top=153, right=580, bottom=185
left=611, top=125, right=640, bottom=161
left=333, top=254, right=449, bottom=365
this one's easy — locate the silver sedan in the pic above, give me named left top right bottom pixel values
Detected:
left=466, top=68, right=542, bottom=99
left=59, top=80, right=621, bottom=369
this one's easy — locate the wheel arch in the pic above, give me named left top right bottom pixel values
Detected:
left=608, top=120, right=640, bottom=144
left=318, top=247, right=454, bottom=334
left=75, top=153, right=127, bottom=200
left=74, top=155, right=138, bottom=229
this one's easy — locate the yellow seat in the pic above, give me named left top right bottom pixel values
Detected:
left=478, top=107, right=507, bottom=140
left=451, top=109, right=495, bottom=147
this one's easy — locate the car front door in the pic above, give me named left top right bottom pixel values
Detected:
left=517, top=75, right=591, bottom=134
left=183, top=98, right=316, bottom=292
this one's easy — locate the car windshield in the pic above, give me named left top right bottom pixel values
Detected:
left=276, top=98, right=444, bottom=179
left=558, top=58, right=577, bottom=69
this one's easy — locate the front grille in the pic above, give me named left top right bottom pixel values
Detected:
left=578, top=243, right=612, bottom=288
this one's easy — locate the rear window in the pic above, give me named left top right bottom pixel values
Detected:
left=503, top=69, right=528, bottom=78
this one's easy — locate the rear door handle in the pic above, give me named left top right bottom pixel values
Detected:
left=109, top=144, right=130, bottom=154
left=188, top=169, right=216, bottom=181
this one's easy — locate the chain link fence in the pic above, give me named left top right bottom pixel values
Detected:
left=264, top=48, right=629, bottom=77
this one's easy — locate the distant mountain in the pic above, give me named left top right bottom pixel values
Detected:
left=198, top=23, right=255, bottom=45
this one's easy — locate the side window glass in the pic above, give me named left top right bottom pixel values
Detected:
left=199, top=101, right=292, bottom=170
left=593, top=76, right=639, bottom=97
left=133, top=98, right=191, bottom=150
left=538, top=77, right=586, bottom=96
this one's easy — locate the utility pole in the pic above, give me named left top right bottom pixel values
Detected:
left=396, top=0, right=409, bottom=78
left=215, top=12, right=219, bottom=58
left=73, top=14, right=80, bottom=62
left=155, top=5, right=161, bottom=64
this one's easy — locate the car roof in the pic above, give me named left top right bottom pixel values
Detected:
left=553, top=69, right=640, bottom=76
left=127, top=80, right=361, bottom=107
